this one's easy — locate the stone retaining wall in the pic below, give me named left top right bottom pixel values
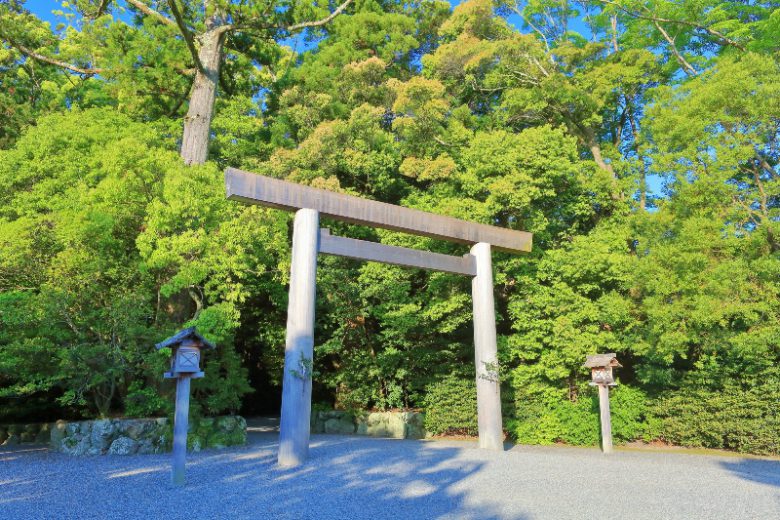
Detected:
left=1, top=415, right=247, bottom=455
left=51, top=417, right=169, bottom=455
left=0, top=422, right=52, bottom=446
left=311, top=410, right=427, bottom=439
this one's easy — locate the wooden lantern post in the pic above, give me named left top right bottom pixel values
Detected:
left=584, top=353, right=622, bottom=454
left=156, top=327, right=215, bottom=486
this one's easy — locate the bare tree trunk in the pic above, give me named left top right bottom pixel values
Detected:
left=588, top=136, right=615, bottom=178
left=753, top=168, right=769, bottom=218
left=562, top=114, right=616, bottom=178
left=589, top=140, right=625, bottom=201
left=627, top=104, right=647, bottom=211
left=180, top=25, right=224, bottom=165
left=6, top=0, right=352, bottom=167
left=610, top=14, right=619, bottom=53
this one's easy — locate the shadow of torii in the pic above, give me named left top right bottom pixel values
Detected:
left=719, top=458, right=780, bottom=488
left=0, top=431, right=530, bottom=520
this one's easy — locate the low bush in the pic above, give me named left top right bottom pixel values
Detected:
left=508, top=385, right=653, bottom=446
left=653, top=383, right=780, bottom=456
left=422, top=376, right=478, bottom=436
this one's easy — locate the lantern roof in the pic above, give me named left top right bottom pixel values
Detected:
left=583, top=353, right=621, bottom=368
left=155, top=327, right=216, bottom=351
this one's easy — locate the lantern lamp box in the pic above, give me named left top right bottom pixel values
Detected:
left=583, top=353, right=622, bottom=386
left=156, top=327, right=216, bottom=379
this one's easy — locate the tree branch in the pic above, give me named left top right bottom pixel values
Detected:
left=732, top=194, right=761, bottom=227
left=509, top=5, right=553, bottom=58
left=221, top=0, right=273, bottom=36
left=5, top=38, right=102, bottom=75
left=433, top=135, right=452, bottom=147
left=166, top=0, right=204, bottom=73
left=755, top=151, right=778, bottom=180
left=93, top=0, right=111, bottom=18
left=286, top=0, right=353, bottom=32
left=212, top=23, right=241, bottom=37
left=753, top=167, right=769, bottom=217
left=596, top=0, right=747, bottom=51
left=217, top=0, right=352, bottom=39
left=125, top=0, right=176, bottom=27
left=610, top=14, right=619, bottom=53
left=188, top=286, right=203, bottom=321
left=652, top=20, right=697, bottom=77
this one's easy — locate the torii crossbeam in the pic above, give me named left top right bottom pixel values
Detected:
left=225, top=167, right=533, bottom=466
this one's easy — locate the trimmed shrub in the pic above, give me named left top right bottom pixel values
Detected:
left=509, top=395, right=598, bottom=446
left=422, top=376, right=478, bottom=436
left=508, top=385, right=653, bottom=446
left=653, top=383, right=780, bottom=456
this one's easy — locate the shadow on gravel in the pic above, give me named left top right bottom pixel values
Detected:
left=720, top=459, right=780, bottom=488
left=0, top=446, right=47, bottom=463
left=190, top=434, right=529, bottom=519
left=0, top=432, right=529, bottom=519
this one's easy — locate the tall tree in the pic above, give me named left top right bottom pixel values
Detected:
left=0, top=0, right=353, bottom=164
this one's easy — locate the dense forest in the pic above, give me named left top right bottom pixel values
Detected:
left=0, top=0, right=778, bottom=454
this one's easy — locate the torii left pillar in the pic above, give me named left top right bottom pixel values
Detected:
left=278, top=208, right=319, bottom=467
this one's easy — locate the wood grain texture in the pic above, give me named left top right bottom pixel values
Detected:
left=319, top=229, right=476, bottom=276
left=225, top=168, right=532, bottom=253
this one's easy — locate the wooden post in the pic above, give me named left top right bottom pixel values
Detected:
left=470, top=242, right=503, bottom=451
left=278, top=208, right=319, bottom=467
left=171, top=374, right=191, bottom=486
left=598, top=383, right=613, bottom=453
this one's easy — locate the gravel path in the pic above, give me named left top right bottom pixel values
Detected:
left=1, top=425, right=778, bottom=520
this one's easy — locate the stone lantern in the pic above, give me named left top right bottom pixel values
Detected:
left=156, top=327, right=215, bottom=486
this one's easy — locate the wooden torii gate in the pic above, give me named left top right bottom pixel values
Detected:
left=225, top=167, right=533, bottom=466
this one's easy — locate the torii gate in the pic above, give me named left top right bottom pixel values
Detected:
left=225, top=167, right=532, bottom=466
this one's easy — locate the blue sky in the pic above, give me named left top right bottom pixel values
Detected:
left=25, top=0, right=97, bottom=25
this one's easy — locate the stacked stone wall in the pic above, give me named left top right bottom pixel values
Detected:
left=1, top=415, right=246, bottom=455
left=311, top=410, right=427, bottom=439
left=50, top=415, right=247, bottom=455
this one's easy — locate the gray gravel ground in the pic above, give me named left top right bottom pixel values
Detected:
left=1, top=423, right=779, bottom=520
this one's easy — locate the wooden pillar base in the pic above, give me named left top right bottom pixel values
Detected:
left=172, top=375, right=191, bottom=486
left=599, top=384, right=613, bottom=454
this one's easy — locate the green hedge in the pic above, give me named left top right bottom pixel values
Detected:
left=508, top=386, right=654, bottom=446
left=398, top=375, right=780, bottom=457
left=422, top=376, right=478, bottom=436
left=653, top=384, right=780, bottom=456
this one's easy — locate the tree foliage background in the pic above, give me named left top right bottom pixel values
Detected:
left=0, top=0, right=778, bottom=454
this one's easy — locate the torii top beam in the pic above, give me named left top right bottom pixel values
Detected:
left=225, top=168, right=532, bottom=254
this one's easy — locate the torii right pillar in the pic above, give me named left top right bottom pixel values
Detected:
left=470, top=242, right=503, bottom=450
